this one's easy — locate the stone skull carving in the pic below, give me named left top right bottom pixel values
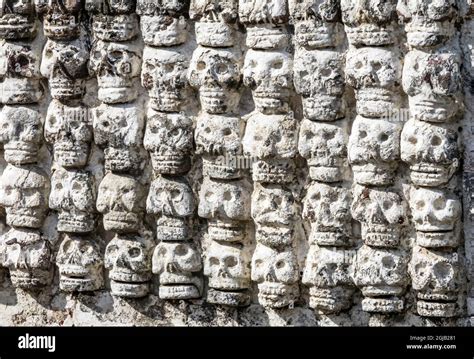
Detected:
left=35, top=0, right=83, bottom=40
left=56, top=234, right=104, bottom=292
left=49, top=167, right=96, bottom=233
left=204, top=240, right=252, bottom=306
left=152, top=241, right=202, bottom=300
left=89, top=39, right=142, bottom=104
left=146, top=175, right=195, bottom=241
left=251, top=183, right=298, bottom=248
left=348, top=116, right=402, bottom=186
left=403, top=49, right=462, bottom=123
left=243, top=112, right=298, bottom=184
left=97, top=173, right=146, bottom=233
left=409, top=246, right=462, bottom=317
left=136, top=0, right=188, bottom=46
left=303, top=182, right=352, bottom=246
left=302, top=245, right=354, bottom=313
left=0, top=164, right=50, bottom=229
left=91, top=102, right=146, bottom=173
left=298, top=119, right=348, bottom=183
left=195, top=114, right=245, bottom=179
left=289, top=0, right=343, bottom=48
left=238, top=0, right=289, bottom=49
left=340, top=0, right=397, bottom=46
left=346, top=47, right=402, bottom=118
left=294, top=48, right=345, bottom=121
left=2, top=227, right=52, bottom=288
left=351, top=185, right=407, bottom=248
left=143, top=109, right=193, bottom=175
left=198, top=176, right=252, bottom=242
left=86, top=0, right=139, bottom=42
left=0, top=39, right=43, bottom=104
left=251, top=243, right=300, bottom=309
left=44, top=100, right=92, bottom=169
left=397, top=0, right=458, bottom=48
left=401, top=119, right=460, bottom=187
left=142, top=45, right=190, bottom=113
left=190, top=0, right=238, bottom=47
left=188, top=45, right=243, bottom=115
left=0, top=0, right=37, bottom=39
left=353, top=245, right=408, bottom=313
left=409, top=187, right=461, bottom=249
left=0, top=105, right=42, bottom=165
left=40, top=38, right=89, bottom=102
left=104, top=232, right=154, bottom=298
left=243, top=49, right=293, bottom=115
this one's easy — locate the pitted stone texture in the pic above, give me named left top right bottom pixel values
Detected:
left=0, top=0, right=37, bottom=39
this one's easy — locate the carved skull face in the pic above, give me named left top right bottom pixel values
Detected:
left=251, top=243, right=299, bottom=308
left=397, top=0, right=457, bottom=47
left=137, top=0, right=188, bottom=46
left=0, top=164, right=50, bottom=228
left=346, top=47, right=402, bottom=118
left=105, top=233, right=154, bottom=298
left=152, top=241, right=202, bottom=299
left=409, top=246, right=462, bottom=317
left=188, top=46, right=243, bottom=114
left=294, top=48, right=345, bottom=121
left=40, top=38, right=89, bottom=101
left=303, top=183, right=352, bottom=246
left=409, top=187, right=461, bottom=248
left=146, top=176, right=195, bottom=241
left=35, top=0, right=83, bottom=40
left=348, top=116, right=401, bottom=186
left=190, top=0, right=238, bottom=47
left=243, top=49, right=293, bottom=114
left=195, top=114, right=245, bottom=179
left=198, top=176, right=252, bottom=242
left=0, top=105, right=42, bottom=165
left=401, top=119, right=460, bottom=187
left=143, top=109, right=193, bottom=175
left=56, top=234, right=103, bottom=292
left=0, top=0, right=37, bottom=39
left=298, top=119, right=348, bottom=182
left=44, top=100, right=92, bottom=168
left=289, top=0, right=343, bottom=48
left=351, top=185, right=407, bottom=248
left=302, top=245, right=354, bottom=313
left=50, top=168, right=96, bottom=233
left=251, top=183, right=297, bottom=248
left=0, top=39, right=43, bottom=104
left=91, top=102, right=145, bottom=173
left=243, top=113, right=298, bottom=183
left=204, top=240, right=251, bottom=292
left=341, top=0, right=397, bottom=46
left=353, top=245, right=408, bottom=313
left=403, top=49, right=462, bottom=122
left=89, top=40, right=142, bottom=104
left=3, top=228, right=51, bottom=288
left=142, top=46, right=190, bottom=113
left=96, top=173, right=146, bottom=233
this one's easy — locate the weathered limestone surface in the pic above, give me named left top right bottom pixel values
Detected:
left=0, top=0, right=472, bottom=327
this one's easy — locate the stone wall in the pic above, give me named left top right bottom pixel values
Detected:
left=0, top=0, right=472, bottom=327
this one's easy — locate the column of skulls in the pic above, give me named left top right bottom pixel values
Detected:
left=342, top=0, right=410, bottom=317
left=88, top=0, right=152, bottom=298
left=290, top=0, right=355, bottom=314
left=240, top=0, right=301, bottom=309
left=138, top=0, right=202, bottom=301
left=189, top=0, right=253, bottom=307
left=0, top=0, right=52, bottom=290
left=398, top=0, right=465, bottom=319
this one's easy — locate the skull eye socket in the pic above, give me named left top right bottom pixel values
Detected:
left=101, top=120, right=110, bottom=128
left=224, top=256, right=237, bottom=267
left=372, top=62, right=382, bottom=71
left=431, top=135, right=442, bottom=146
left=320, top=68, right=331, bottom=77
left=382, top=200, right=393, bottom=210
left=145, top=62, right=155, bottom=71
left=204, top=191, right=215, bottom=202
left=299, top=70, right=308, bottom=78
left=109, top=51, right=123, bottom=62
left=416, top=200, right=425, bottom=210
left=408, top=136, right=417, bottom=144
left=254, top=259, right=263, bottom=267
left=157, top=247, right=166, bottom=257
left=433, top=197, right=446, bottom=210
left=163, top=63, right=175, bottom=72
left=433, top=261, right=451, bottom=278
left=209, top=257, right=219, bottom=266
left=379, top=133, right=389, bottom=142
left=55, top=182, right=63, bottom=190
left=359, top=130, right=367, bottom=139
left=215, top=63, right=228, bottom=75
left=274, top=196, right=282, bottom=206
left=355, top=61, right=363, bottom=70
left=128, top=247, right=141, bottom=258
left=2, top=122, right=9, bottom=130
left=275, top=260, right=286, bottom=269
left=311, top=192, right=321, bottom=201
left=323, top=130, right=335, bottom=140
left=72, top=182, right=83, bottom=191
left=175, top=244, right=188, bottom=256
left=272, top=60, right=283, bottom=69
left=223, top=190, right=232, bottom=201
left=381, top=256, right=396, bottom=269
left=170, top=189, right=183, bottom=200
left=197, top=61, right=206, bottom=71
left=222, top=128, right=232, bottom=136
